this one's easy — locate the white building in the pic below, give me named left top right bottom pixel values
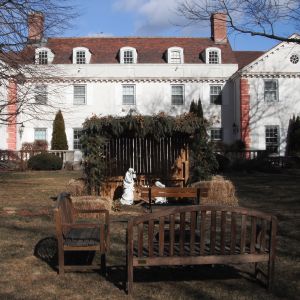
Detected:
left=1, top=12, right=300, bottom=158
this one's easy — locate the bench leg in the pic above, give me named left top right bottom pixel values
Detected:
left=101, top=254, right=106, bottom=276
left=127, top=263, right=133, bottom=295
left=267, top=258, right=275, bottom=291
left=58, top=247, right=64, bottom=275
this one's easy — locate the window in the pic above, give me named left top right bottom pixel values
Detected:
left=171, top=85, right=184, bottom=105
left=35, top=85, right=47, bottom=104
left=265, top=126, right=279, bottom=153
left=34, top=128, right=47, bottom=141
left=73, top=128, right=82, bottom=150
left=170, top=51, right=181, bottom=63
left=72, top=47, right=91, bottom=64
left=210, top=85, right=222, bottom=105
left=167, top=47, right=184, bottom=64
left=122, top=85, right=135, bottom=105
left=120, top=47, right=137, bottom=64
left=290, top=54, right=299, bottom=64
left=38, top=50, right=48, bottom=64
left=124, top=50, right=134, bottom=64
left=205, top=48, right=221, bottom=64
left=73, top=85, right=86, bottom=105
left=210, top=128, right=223, bottom=141
left=76, top=51, right=86, bottom=64
left=35, top=48, right=54, bottom=64
left=208, top=51, right=219, bottom=64
left=264, top=80, right=278, bottom=102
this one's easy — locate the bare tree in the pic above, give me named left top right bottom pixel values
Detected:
left=178, top=0, right=300, bottom=44
left=0, top=0, right=77, bottom=125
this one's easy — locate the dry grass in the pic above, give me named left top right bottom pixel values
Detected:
left=0, top=170, right=299, bottom=299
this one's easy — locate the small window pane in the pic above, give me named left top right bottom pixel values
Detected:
left=124, top=50, right=134, bottom=64
left=211, top=128, right=223, bottom=141
left=76, top=51, right=86, bottom=64
left=122, top=85, right=135, bottom=105
left=170, top=50, right=181, bottom=63
left=265, top=126, right=279, bottom=153
left=74, top=85, right=86, bottom=105
left=208, top=51, right=219, bottom=64
left=38, top=51, right=48, bottom=64
left=73, top=128, right=82, bottom=150
left=34, top=128, right=47, bottom=141
left=210, top=85, right=222, bottom=105
left=35, top=85, right=47, bottom=104
left=171, top=85, right=184, bottom=105
left=264, top=80, right=278, bottom=102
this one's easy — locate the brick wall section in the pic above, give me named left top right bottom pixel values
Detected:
left=28, top=12, right=44, bottom=41
left=7, top=80, right=17, bottom=150
left=211, top=13, right=227, bottom=43
left=240, top=78, right=251, bottom=150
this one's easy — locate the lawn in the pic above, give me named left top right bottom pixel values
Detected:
left=0, top=170, right=299, bottom=299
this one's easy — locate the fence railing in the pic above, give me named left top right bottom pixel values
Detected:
left=222, top=150, right=267, bottom=161
left=0, top=150, right=75, bottom=170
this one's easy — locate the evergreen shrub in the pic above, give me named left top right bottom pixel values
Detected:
left=27, top=153, right=63, bottom=170
left=51, top=110, right=68, bottom=150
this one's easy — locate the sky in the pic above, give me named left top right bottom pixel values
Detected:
left=62, top=0, right=298, bottom=51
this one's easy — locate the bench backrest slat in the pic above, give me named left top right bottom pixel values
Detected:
left=128, top=206, right=278, bottom=259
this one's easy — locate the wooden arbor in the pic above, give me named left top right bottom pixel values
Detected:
left=100, top=136, right=190, bottom=198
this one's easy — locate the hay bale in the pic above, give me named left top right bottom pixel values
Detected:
left=66, top=178, right=86, bottom=196
left=71, top=196, right=112, bottom=218
left=191, top=175, right=238, bottom=207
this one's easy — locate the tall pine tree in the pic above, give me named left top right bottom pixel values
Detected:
left=51, top=110, right=68, bottom=150
left=286, top=115, right=300, bottom=155
left=189, top=99, right=218, bottom=182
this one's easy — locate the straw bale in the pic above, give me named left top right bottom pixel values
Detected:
left=71, top=196, right=112, bottom=218
left=191, top=175, right=238, bottom=207
left=66, top=178, right=86, bottom=196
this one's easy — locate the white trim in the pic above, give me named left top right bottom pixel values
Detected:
left=72, top=47, right=91, bottom=64
left=35, top=47, right=54, bottom=64
left=120, top=47, right=137, bottom=64
left=205, top=47, right=221, bottom=64
left=167, top=47, right=184, bottom=64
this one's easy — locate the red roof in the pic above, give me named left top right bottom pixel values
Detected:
left=234, top=51, right=265, bottom=69
left=20, top=37, right=238, bottom=64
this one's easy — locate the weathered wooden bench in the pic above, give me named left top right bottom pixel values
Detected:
left=126, top=205, right=277, bottom=295
left=54, top=192, right=110, bottom=274
left=140, top=186, right=208, bottom=212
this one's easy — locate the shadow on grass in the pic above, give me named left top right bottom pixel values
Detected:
left=34, top=237, right=96, bottom=272
left=106, top=264, right=263, bottom=293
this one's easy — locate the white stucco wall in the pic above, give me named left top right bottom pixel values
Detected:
left=239, top=39, right=300, bottom=155
left=248, top=77, right=300, bottom=155
left=14, top=63, right=238, bottom=156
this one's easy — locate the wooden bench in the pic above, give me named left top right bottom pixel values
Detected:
left=126, top=205, right=278, bottom=295
left=54, top=192, right=110, bottom=275
left=140, top=186, right=208, bottom=212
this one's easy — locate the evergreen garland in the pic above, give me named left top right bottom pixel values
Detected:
left=51, top=110, right=68, bottom=150
left=81, top=111, right=218, bottom=193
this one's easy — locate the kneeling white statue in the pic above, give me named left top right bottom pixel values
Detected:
left=154, top=180, right=167, bottom=204
left=120, top=168, right=136, bottom=205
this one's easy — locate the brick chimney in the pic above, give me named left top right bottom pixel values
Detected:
left=211, top=13, right=227, bottom=44
left=28, top=12, right=44, bottom=41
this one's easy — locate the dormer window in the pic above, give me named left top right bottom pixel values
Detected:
left=120, top=47, right=137, bottom=64
left=167, top=47, right=184, bottom=64
left=35, top=48, right=54, bottom=65
left=72, top=47, right=91, bottom=64
left=38, top=51, right=48, bottom=64
left=76, top=51, right=86, bottom=64
left=205, top=47, right=221, bottom=64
